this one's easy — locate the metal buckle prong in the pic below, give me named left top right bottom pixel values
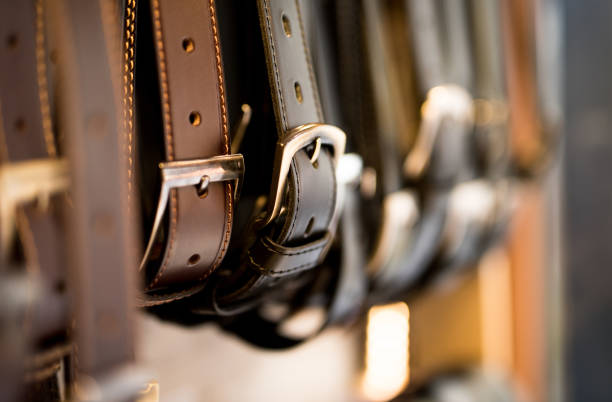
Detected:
left=0, top=158, right=69, bottom=253
left=404, top=84, right=474, bottom=179
left=140, top=154, right=244, bottom=269
left=255, top=123, right=346, bottom=229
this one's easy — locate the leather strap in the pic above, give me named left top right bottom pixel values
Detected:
left=213, top=0, right=340, bottom=311
left=298, top=0, right=367, bottom=327
left=329, top=0, right=451, bottom=303
left=255, top=0, right=336, bottom=243
left=50, top=0, right=141, bottom=393
left=219, top=0, right=366, bottom=347
left=0, top=1, right=70, bottom=396
left=406, top=0, right=475, bottom=186
left=137, top=0, right=237, bottom=301
left=0, top=0, right=68, bottom=337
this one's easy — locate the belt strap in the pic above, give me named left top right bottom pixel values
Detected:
left=219, top=0, right=366, bottom=347
left=0, top=0, right=70, bottom=392
left=50, top=0, right=144, bottom=396
left=329, top=0, right=450, bottom=302
left=214, top=0, right=344, bottom=311
left=138, top=0, right=242, bottom=301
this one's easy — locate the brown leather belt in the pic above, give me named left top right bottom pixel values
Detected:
left=0, top=0, right=69, bottom=337
left=0, top=1, right=71, bottom=396
left=135, top=0, right=244, bottom=305
left=49, top=0, right=146, bottom=397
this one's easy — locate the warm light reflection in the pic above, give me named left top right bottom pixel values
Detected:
left=361, top=302, right=410, bottom=401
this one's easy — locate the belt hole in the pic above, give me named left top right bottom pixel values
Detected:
left=54, top=280, right=66, bottom=294
left=6, top=34, right=18, bottom=49
left=281, top=14, right=292, bottom=37
left=182, top=38, right=195, bottom=53
left=189, top=111, right=201, bottom=126
left=304, top=217, right=315, bottom=238
left=187, top=254, right=201, bottom=266
left=15, top=118, right=26, bottom=133
left=294, top=82, right=303, bottom=103
left=50, top=49, right=58, bottom=65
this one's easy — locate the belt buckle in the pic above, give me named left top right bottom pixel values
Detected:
left=0, top=159, right=70, bottom=254
left=140, top=153, right=244, bottom=269
left=404, top=84, right=474, bottom=179
left=255, top=123, right=346, bottom=229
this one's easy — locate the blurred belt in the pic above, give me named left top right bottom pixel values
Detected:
left=0, top=1, right=70, bottom=397
left=49, top=0, right=145, bottom=398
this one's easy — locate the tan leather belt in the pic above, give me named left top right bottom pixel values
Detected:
left=135, top=0, right=244, bottom=305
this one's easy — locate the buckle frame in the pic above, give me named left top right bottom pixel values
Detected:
left=140, top=154, right=244, bottom=269
left=0, top=159, right=70, bottom=253
left=255, top=123, right=346, bottom=229
left=404, top=84, right=474, bottom=179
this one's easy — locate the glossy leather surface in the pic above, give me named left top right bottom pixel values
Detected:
left=214, top=0, right=338, bottom=309
left=137, top=0, right=234, bottom=296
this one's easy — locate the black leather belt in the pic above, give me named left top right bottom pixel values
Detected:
left=405, top=0, right=510, bottom=286
left=325, top=0, right=441, bottom=304
left=211, top=0, right=345, bottom=314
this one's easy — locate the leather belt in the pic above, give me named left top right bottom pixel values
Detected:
left=49, top=0, right=146, bottom=397
left=432, top=0, right=511, bottom=279
left=135, top=0, right=244, bottom=304
left=220, top=0, right=366, bottom=347
left=0, top=0, right=69, bottom=338
left=0, top=0, right=71, bottom=395
left=367, top=0, right=479, bottom=299
left=328, top=0, right=453, bottom=303
left=212, top=0, right=345, bottom=313
left=304, top=0, right=367, bottom=328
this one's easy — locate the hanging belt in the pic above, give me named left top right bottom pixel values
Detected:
left=142, top=0, right=348, bottom=344
left=432, top=0, right=511, bottom=279
left=210, top=0, right=345, bottom=314
left=49, top=0, right=147, bottom=398
left=324, top=0, right=432, bottom=303
left=220, top=0, right=367, bottom=348
left=369, top=0, right=477, bottom=299
left=135, top=0, right=244, bottom=304
left=0, top=0, right=71, bottom=397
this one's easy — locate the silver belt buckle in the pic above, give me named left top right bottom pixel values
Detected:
left=404, top=84, right=474, bottom=179
left=140, top=154, right=244, bottom=269
left=255, top=123, right=346, bottom=229
left=0, top=158, right=70, bottom=253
